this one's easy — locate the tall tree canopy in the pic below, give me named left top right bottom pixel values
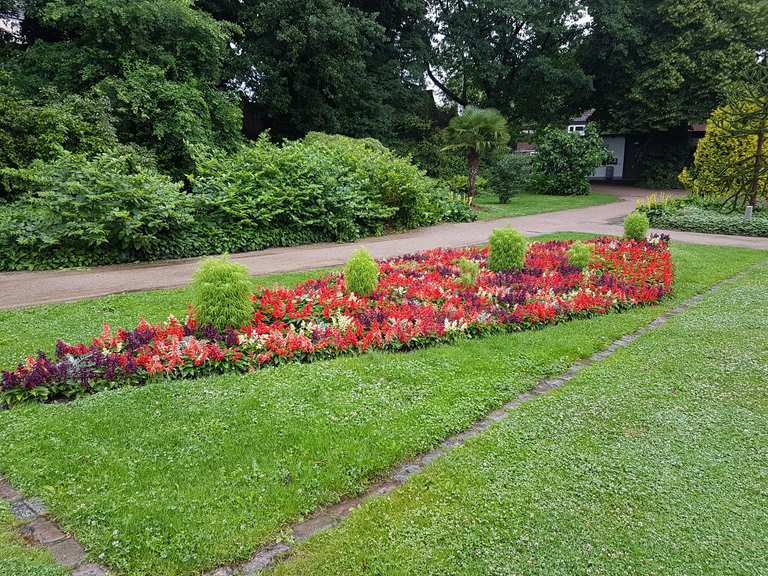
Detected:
left=2, top=0, right=242, bottom=175
left=581, top=0, right=768, bottom=132
left=427, top=0, right=592, bottom=128
left=201, top=0, right=432, bottom=140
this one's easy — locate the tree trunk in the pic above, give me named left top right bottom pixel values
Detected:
left=467, top=149, right=480, bottom=203
left=749, top=118, right=766, bottom=207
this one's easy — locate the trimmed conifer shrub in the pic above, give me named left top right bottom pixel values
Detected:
left=488, top=227, right=527, bottom=272
left=191, top=256, right=253, bottom=330
left=624, top=211, right=650, bottom=241
left=344, top=248, right=379, bottom=296
left=566, top=241, right=592, bottom=269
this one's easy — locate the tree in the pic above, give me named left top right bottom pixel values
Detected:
left=532, top=124, right=613, bottom=196
left=581, top=0, right=768, bottom=133
left=2, top=0, right=242, bottom=176
left=444, top=107, right=510, bottom=201
left=680, top=64, right=768, bottom=209
left=200, top=0, right=432, bottom=141
left=427, top=0, right=592, bottom=128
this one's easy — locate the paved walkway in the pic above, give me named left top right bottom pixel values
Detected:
left=2, top=185, right=767, bottom=309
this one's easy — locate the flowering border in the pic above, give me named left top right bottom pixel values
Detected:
left=1, top=237, right=673, bottom=405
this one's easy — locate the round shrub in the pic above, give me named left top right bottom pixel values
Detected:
left=624, top=211, right=650, bottom=241
left=344, top=248, right=379, bottom=296
left=566, top=241, right=592, bottom=269
left=457, top=256, right=480, bottom=287
left=191, top=256, right=253, bottom=331
left=488, top=227, right=527, bottom=272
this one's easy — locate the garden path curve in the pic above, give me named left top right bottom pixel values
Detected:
left=2, top=185, right=767, bottom=309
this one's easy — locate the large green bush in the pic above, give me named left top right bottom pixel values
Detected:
left=0, top=151, right=194, bottom=270
left=344, top=248, right=379, bottom=296
left=0, top=134, right=474, bottom=271
left=488, top=227, right=527, bottom=272
left=0, top=76, right=118, bottom=196
left=188, top=133, right=473, bottom=255
left=532, top=125, right=613, bottom=196
left=191, top=256, right=253, bottom=330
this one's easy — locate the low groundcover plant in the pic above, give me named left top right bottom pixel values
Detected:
left=1, top=238, right=673, bottom=405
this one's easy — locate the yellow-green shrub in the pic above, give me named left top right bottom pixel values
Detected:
left=488, top=227, right=527, bottom=272
left=192, top=256, right=253, bottom=330
left=457, top=256, right=480, bottom=287
left=344, top=248, right=379, bottom=296
left=566, top=241, right=592, bottom=269
left=624, top=211, right=650, bottom=241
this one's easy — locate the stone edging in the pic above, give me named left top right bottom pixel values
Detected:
left=0, top=269, right=749, bottom=576
left=0, top=478, right=109, bottom=575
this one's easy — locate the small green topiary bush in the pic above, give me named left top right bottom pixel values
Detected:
left=344, top=248, right=379, bottom=296
left=488, top=227, right=527, bottom=272
left=457, top=256, right=480, bottom=287
left=566, top=241, right=592, bottom=269
left=191, top=256, right=253, bottom=331
left=624, top=211, right=650, bottom=241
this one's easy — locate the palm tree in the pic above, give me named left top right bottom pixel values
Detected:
left=445, top=106, right=511, bottom=202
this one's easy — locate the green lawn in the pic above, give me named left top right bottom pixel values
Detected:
left=271, top=264, right=768, bottom=576
left=0, top=241, right=763, bottom=575
left=472, top=191, right=617, bottom=220
left=0, top=501, right=67, bottom=576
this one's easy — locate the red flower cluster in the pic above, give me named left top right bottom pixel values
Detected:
left=1, top=238, right=673, bottom=404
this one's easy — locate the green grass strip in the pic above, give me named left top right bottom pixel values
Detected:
left=0, top=242, right=763, bottom=575
left=270, top=265, right=768, bottom=576
left=472, top=191, right=617, bottom=221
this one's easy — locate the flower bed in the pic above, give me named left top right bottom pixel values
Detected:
left=1, top=238, right=673, bottom=405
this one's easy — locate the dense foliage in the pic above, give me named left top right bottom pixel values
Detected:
left=2, top=0, right=242, bottom=177
left=344, top=248, right=379, bottom=297
left=0, top=134, right=472, bottom=271
left=582, top=0, right=768, bottom=133
left=427, top=0, right=592, bottom=126
left=0, top=151, right=193, bottom=270
left=186, top=134, right=474, bottom=257
left=488, top=227, right=527, bottom=272
left=532, top=125, right=613, bottom=196
left=1, top=238, right=674, bottom=405
left=191, top=256, right=254, bottom=331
